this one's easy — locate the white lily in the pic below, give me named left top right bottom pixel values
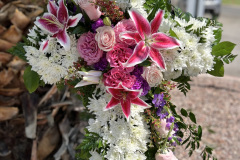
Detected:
left=75, top=70, right=102, bottom=88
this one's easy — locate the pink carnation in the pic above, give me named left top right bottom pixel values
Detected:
left=106, top=44, right=133, bottom=67
left=103, top=67, right=136, bottom=88
left=114, top=19, right=137, bottom=46
left=77, top=32, right=103, bottom=65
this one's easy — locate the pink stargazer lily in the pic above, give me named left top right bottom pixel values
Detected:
left=120, top=9, right=180, bottom=70
left=105, top=83, right=150, bottom=120
left=35, top=0, right=82, bottom=51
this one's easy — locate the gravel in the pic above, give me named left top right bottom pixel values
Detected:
left=172, top=74, right=240, bottom=160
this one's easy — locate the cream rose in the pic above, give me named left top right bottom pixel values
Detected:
left=142, top=64, right=163, bottom=87
left=95, top=26, right=116, bottom=52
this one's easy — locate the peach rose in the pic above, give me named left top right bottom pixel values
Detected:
left=76, top=0, right=101, bottom=21
left=95, top=26, right=116, bottom=52
left=142, top=63, right=163, bottom=87
left=155, top=150, right=178, bottom=160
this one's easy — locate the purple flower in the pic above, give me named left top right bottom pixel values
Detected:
left=131, top=66, right=143, bottom=76
left=152, top=93, right=166, bottom=108
left=94, top=54, right=108, bottom=71
left=166, top=122, right=171, bottom=130
left=168, top=137, right=172, bottom=141
left=141, top=79, right=150, bottom=96
left=177, top=138, right=182, bottom=142
left=167, top=116, right=175, bottom=123
left=131, top=76, right=144, bottom=90
left=91, top=18, right=104, bottom=32
left=158, top=111, right=169, bottom=119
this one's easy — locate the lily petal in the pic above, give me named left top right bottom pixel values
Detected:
left=39, top=39, right=49, bottom=52
left=131, top=97, right=150, bottom=108
left=120, top=98, right=131, bottom=120
left=68, top=14, right=82, bottom=28
left=107, top=88, right=124, bottom=100
left=75, top=80, right=94, bottom=88
left=151, top=10, right=164, bottom=34
left=105, top=97, right=120, bottom=110
left=82, top=76, right=100, bottom=83
left=151, top=33, right=180, bottom=49
left=123, top=41, right=149, bottom=68
left=119, top=31, right=142, bottom=43
left=57, top=0, right=69, bottom=24
left=56, top=29, right=71, bottom=51
left=129, top=9, right=151, bottom=39
left=78, top=70, right=102, bottom=77
left=35, top=13, right=61, bottom=34
left=47, top=1, right=58, bottom=17
left=149, top=47, right=166, bottom=70
left=128, top=90, right=141, bottom=99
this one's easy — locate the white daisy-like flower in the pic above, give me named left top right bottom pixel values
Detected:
left=24, top=35, right=79, bottom=84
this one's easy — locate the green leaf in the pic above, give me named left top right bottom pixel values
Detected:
left=71, top=24, right=88, bottom=34
left=223, top=54, right=237, bottom=64
left=198, top=125, right=202, bottom=140
left=182, top=135, right=190, bottom=145
left=169, top=28, right=179, bottom=39
left=8, top=43, right=27, bottom=61
left=213, top=28, right=222, bottom=44
left=138, top=60, right=152, bottom=67
left=180, top=108, right=188, bottom=117
left=212, top=41, right=236, bottom=57
left=207, top=59, right=224, bottom=77
left=189, top=112, right=196, bottom=124
left=173, top=75, right=191, bottom=96
left=145, top=147, right=158, bottom=160
left=23, top=66, right=40, bottom=93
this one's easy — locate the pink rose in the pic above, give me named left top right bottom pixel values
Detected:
left=95, top=26, right=116, bottom=52
left=142, top=64, right=163, bottom=87
left=103, top=67, right=136, bottom=88
left=114, top=19, right=137, bottom=46
left=155, top=150, right=178, bottom=160
left=77, top=32, right=103, bottom=65
left=106, top=44, right=133, bottom=67
left=76, top=0, right=101, bottom=21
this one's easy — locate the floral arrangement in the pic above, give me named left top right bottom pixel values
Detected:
left=9, top=0, right=237, bottom=160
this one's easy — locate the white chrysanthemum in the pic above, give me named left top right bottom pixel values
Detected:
left=24, top=36, right=79, bottom=84
left=130, top=0, right=148, bottom=18
left=27, top=25, right=48, bottom=45
left=86, top=94, right=150, bottom=160
left=159, top=15, right=216, bottom=79
left=114, top=0, right=131, bottom=11
left=159, top=17, right=176, bottom=33
left=89, top=150, right=102, bottom=160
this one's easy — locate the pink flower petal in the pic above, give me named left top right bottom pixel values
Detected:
left=151, top=10, right=164, bottom=34
left=131, top=97, right=150, bottom=108
left=47, top=1, right=58, bottom=17
left=120, top=98, right=131, bottom=120
left=105, top=97, right=120, bottom=110
left=68, top=14, right=82, bottom=27
left=151, top=33, right=180, bottom=49
left=39, top=39, right=49, bottom=52
left=107, top=87, right=124, bottom=100
left=127, top=90, right=141, bottom=99
left=36, top=13, right=61, bottom=34
left=128, top=9, right=151, bottom=39
left=123, top=41, right=150, bottom=68
left=57, top=0, right=69, bottom=24
left=149, top=47, right=166, bottom=70
left=56, top=29, right=71, bottom=51
left=119, top=31, right=142, bottom=43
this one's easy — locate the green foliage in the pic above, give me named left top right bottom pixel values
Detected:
left=69, top=23, right=89, bottom=34
left=139, top=60, right=152, bottom=67
left=169, top=28, right=179, bottom=39
left=76, top=129, right=107, bottom=160
left=8, top=43, right=27, bottom=61
left=201, top=146, right=218, bottom=160
left=173, top=75, right=191, bottom=96
left=170, top=102, right=217, bottom=159
left=144, top=0, right=172, bottom=21
left=145, top=147, right=158, bottom=160
left=23, top=66, right=40, bottom=93
left=208, top=41, right=237, bottom=77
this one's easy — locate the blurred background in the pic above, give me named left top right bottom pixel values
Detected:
left=0, top=0, right=239, bottom=160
